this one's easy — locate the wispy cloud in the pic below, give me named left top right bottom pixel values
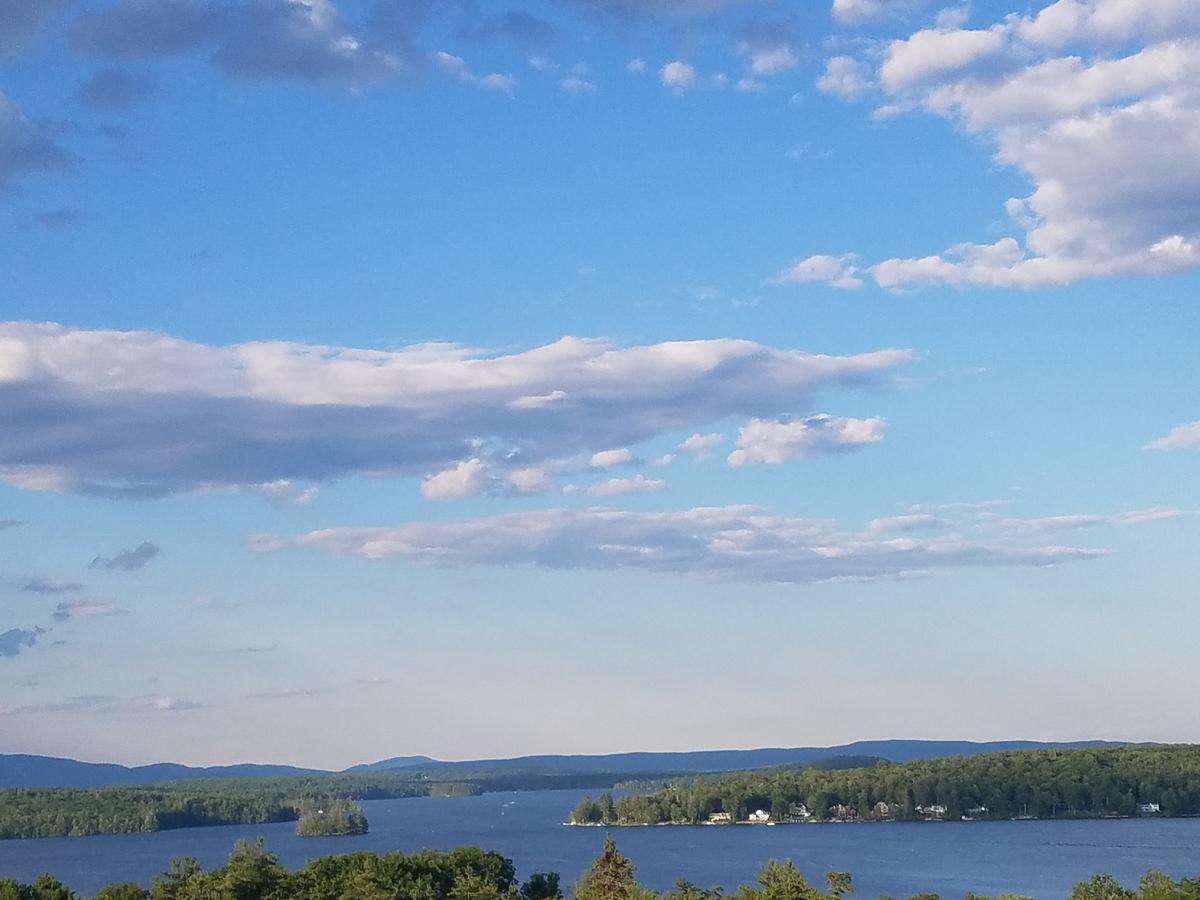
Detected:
left=20, top=577, right=84, bottom=595
left=90, top=541, right=160, bottom=571
left=52, top=599, right=126, bottom=621
left=249, top=503, right=1146, bottom=586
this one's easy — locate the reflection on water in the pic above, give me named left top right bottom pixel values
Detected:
left=2, top=789, right=1199, bottom=898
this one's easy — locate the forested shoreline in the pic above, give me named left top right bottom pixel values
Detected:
left=3, top=835, right=1198, bottom=900
left=0, top=769, right=665, bottom=840
left=572, top=745, right=1200, bottom=826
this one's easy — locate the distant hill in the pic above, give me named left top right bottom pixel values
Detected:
left=356, top=739, right=1132, bottom=775
left=0, top=754, right=327, bottom=789
left=1, top=740, right=1132, bottom=789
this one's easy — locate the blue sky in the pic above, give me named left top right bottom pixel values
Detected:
left=1, top=0, right=1199, bottom=768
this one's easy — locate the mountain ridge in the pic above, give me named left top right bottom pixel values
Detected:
left=1, top=740, right=1136, bottom=789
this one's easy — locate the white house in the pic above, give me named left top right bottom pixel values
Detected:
left=707, top=811, right=732, bottom=824
left=748, top=809, right=771, bottom=823
left=1138, top=802, right=1161, bottom=814
left=916, top=804, right=947, bottom=818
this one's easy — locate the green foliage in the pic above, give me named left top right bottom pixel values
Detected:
left=575, top=837, right=653, bottom=900
left=92, top=886, right=150, bottom=900
left=294, top=799, right=368, bottom=837
left=521, top=872, right=563, bottom=900
left=606, top=746, right=1200, bottom=825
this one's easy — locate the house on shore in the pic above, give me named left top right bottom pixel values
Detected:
left=916, top=804, right=947, bottom=820
left=788, top=803, right=811, bottom=820
left=707, top=811, right=733, bottom=824
left=1138, top=802, right=1162, bottom=814
left=747, top=809, right=771, bottom=824
left=829, top=804, right=858, bottom=821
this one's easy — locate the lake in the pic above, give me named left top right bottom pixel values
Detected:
left=2, top=789, right=1199, bottom=898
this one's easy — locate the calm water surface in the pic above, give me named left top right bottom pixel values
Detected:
left=2, top=789, right=1199, bottom=898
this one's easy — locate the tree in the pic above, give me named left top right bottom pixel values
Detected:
left=825, top=874, right=853, bottom=900
left=1069, top=875, right=1135, bottom=900
left=520, top=873, right=562, bottom=900
left=575, top=837, right=647, bottom=900
left=570, top=798, right=602, bottom=825
left=94, top=887, right=151, bottom=900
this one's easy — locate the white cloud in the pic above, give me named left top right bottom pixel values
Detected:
left=0, top=323, right=912, bottom=498
left=508, top=466, right=550, bottom=494
left=422, top=458, right=489, bottom=501
left=660, top=60, right=697, bottom=89
left=432, top=51, right=515, bottom=94
left=677, top=432, right=724, bottom=459
left=794, top=1, right=1200, bottom=289
left=747, top=45, right=797, bottom=76
left=998, top=507, right=1184, bottom=531
left=727, top=415, right=887, bottom=466
left=251, top=504, right=1116, bottom=586
left=1146, top=420, right=1200, bottom=451
left=626, top=58, right=647, bottom=72
left=817, top=56, right=874, bottom=100
left=257, top=479, right=319, bottom=506
left=559, top=75, right=596, bottom=94
left=880, top=25, right=1007, bottom=92
left=590, top=448, right=633, bottom=469
left=585, top=475, right=667, bottom=497
left=775, top=253, right=863, bottom=288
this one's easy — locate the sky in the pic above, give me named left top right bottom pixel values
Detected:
left=1, top=0, right=1199, bottom=770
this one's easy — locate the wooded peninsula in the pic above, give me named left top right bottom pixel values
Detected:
left=0, top=769, right=659, bottom=840
left=570, top=745, right=1200, bottom=826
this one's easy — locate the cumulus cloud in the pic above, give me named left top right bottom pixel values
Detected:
left=817, top=56, right=874, bottom=100
left=802, top=0, right=1200, bottom=289
left=422, top=458, right=490, bottom=501
left=727, top=415, right=887, bottom=466
left=250, top=504, right=1120, bottom=585
left=52, top=599, right=126, bottom=621
left=0, top=323, right=912, bottom=499
left=677, top=432, right=723, bottom=460
left=660, top=60, right=697, bottom=89
left=585, top=475, right=667, bottom=497
left=0, top=93, right=76, bottom=194
left=21, top=578, right=84, bottom=594
left=0, top=626, right=43, bottom=658
left=559, top=75, right=596, bottom=94
left=90, top=541, right=160, bottom=570
left=1145, top=420, right=1200, bottom=451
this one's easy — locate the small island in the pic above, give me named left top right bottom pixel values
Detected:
left=295, top=798, right=368, bottom=837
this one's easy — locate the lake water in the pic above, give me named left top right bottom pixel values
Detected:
left=2, top=789, right=1199, bottom=898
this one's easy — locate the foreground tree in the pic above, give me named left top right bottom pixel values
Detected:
left=575, top=837, right=652, bottom=900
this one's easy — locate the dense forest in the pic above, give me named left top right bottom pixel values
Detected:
left=578, top=745, right=1200, bottom=825
left=2, top=835, right=1199, bottom=900
left=293, top=798, right=368, bottom=837
left=0, top=768, right=665, bottom=839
